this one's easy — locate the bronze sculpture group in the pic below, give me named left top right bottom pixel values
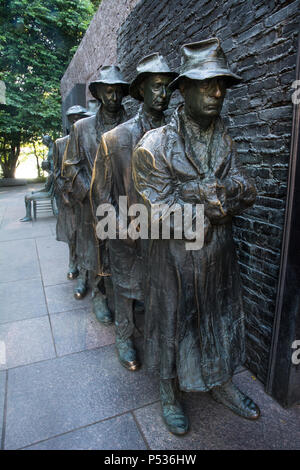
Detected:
left=24, top=38, right=261, bottom=435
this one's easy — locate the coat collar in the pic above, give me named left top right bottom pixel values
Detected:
left=169, top=105, right=232, bottom=179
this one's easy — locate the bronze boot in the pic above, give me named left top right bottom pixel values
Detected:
left=74, top=268, right=88, bottom=299
left=115, top=336, right=140, bottom=371
left=210, top=380, right=260, bottom=420
left=92, top=291, right=113, bottom=325
left=160, top=379, right=189, bottom=436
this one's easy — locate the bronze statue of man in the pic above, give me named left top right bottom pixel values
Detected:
left=132, top=39, right=260, bottom=435
left=91, top=54, right=177, bottom=370
left=20, top=135, right=54, bottom=222
left=53, top=105, right=87, bottom=280
left=63, top=66, right=129, bottom=322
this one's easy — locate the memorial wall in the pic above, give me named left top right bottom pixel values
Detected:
left=61, top=0, right=299, bottom=389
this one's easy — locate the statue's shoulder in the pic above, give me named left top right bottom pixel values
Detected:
left=74, top=115, right=95, bottom=133
left=102, top=115, right=138, bottom=148
left=55, top=135, right=69, bottom=147
left=137, top=123, right=173, bottom=156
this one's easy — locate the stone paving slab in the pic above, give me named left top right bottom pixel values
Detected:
left=25, top=413, right=147, bottom=450
left=0, top=316, right=56, bottom=370
left=133, top=370, right=300, bottom=450
left=0, top=278, right=47, bottom=325
left=4, top=345, right=159, bottom=449
left=0, top=239, right=41, bottom=283
left=45, top=282, right=92, bottom=314
left=36, top=237, right=69, bottom=287
left=50, top=307, right=115, bottom=356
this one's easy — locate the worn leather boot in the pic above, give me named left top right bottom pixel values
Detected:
left=210, top=380, right=260, bottom=420
left=74, top=268, right=88, bottom=299
left=92, top=291, right=113, bottom=325
left=160, top=379, right=189, bottom=436
left=115, top=336, right=140, bottom=371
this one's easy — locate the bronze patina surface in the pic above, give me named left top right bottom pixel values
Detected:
left=132, top=39, right=260, bottom=434
left=91, top=53, right=177, bottom=371
left=64, top=66, right=129, bottom=321
left=53, top=106, right=87, bottom=279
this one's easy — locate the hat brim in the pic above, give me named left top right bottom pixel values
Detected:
left=169, top=69, right=242, bottom=91
left=130, top=71, right=179, bottom=101
left=89, top=81, right=130, bottom=99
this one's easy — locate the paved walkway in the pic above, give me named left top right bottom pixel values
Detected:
left=0, top=184, right=299, bottom=450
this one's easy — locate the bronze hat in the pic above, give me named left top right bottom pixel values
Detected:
left=66, top=105, right=87, bottom=116
left=89, top=65, right=129, bottom=99
left=130, top=53, right=178, bottom=101
left=169, top=38, right=241, bottom=91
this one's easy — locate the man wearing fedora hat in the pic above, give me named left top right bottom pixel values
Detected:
left=90, top=53, right=177, bottom=371
left=53, top=105, right=87, bottom=280
left=132, top=39, right=259, bottom=435
left=64, top=66, right=129, bottom=322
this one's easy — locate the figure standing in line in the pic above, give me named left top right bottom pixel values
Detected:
left=20, top=135, right=54, bottom=222
left=91, top=54, right=177, bottom=371
left=63, top=66, right=129, bottom=323
left=132, top=39, right=260, bottom=435
left=53, top=105, right=87, bottom=280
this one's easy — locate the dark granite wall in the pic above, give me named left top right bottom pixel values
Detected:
left=117, top=0, right=299, bottom=384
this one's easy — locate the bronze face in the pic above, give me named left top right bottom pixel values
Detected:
left=139, top=74, right=173, bottom=114
left=180, top=77, right=227, bottom=124
left=93, top=83, right=125, bottom=113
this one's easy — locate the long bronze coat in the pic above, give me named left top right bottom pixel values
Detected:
left=64, top=105, right=128, bottom=272
left=132, top=106, right=256, bottom=392
left=53, top=135, right=76, bottom=244
left=91, top=108, right=164, bottom=300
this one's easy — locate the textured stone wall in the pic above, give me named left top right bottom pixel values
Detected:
left=117, top=0, right=299, bottom=383
left=60, top=0, right=140, bottom=100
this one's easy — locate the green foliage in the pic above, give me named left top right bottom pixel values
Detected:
left=0, top=0, right=98, bottom=177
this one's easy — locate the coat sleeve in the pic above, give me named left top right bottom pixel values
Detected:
left=216, top=146, right=257, bottom=217
left=132, top=144, right=179, bottom=225
left=63, top=125, right=90, bottom=202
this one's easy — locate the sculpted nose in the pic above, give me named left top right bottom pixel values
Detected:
left=214, top=84, right=222, bottom=98
left=161, top=86, right=167, bottom=98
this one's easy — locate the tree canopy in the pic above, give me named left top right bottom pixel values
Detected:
left=0, top=0, right=100, bottom=177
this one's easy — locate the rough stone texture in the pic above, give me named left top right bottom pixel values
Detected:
left=61, top=0, right=299, bottom=385
left=60, top=0, right=140, bottom=101
left=116, top=0, right=299, bottom=384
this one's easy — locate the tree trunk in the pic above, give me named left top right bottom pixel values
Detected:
left=0, top=133, right=21, bottom=178
left=33, top=141, right=42, bottom=178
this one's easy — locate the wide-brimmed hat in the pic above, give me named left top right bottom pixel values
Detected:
left=89, top=65, right=129, bottom=99
left=169, top=38, right=241, bottom=91
left=130, top=53, right=178, bottom=101
left=66, top=105, right=87, bottom=116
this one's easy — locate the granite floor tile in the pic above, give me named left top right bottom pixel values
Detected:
left=133, top=370, right=300, bottom=450
left=5, top=345, right=159, bottom=449
left=0, top=278, right=47, bottom=325
left=0, top=371, right=6, bottom=446
left=45, top=282, right=92, bottom=314
left=0, top=316, right=56, bottom=370
left=0, top=239, right=40, bottom=283
left=25, top=413, right=147, bottom=450
left=51, top=308, right=115, bottom=356
left=36, top=237, right=69, bottom=286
